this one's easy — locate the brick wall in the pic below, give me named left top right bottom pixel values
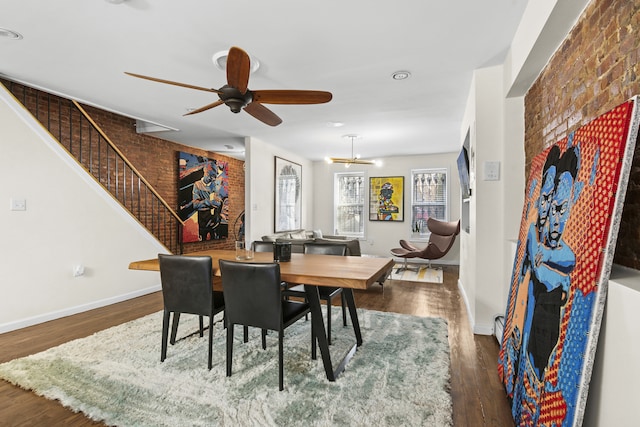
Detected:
left=524, top=0, right=640, bottom=269
left=3, top=79, right=244, bottom=253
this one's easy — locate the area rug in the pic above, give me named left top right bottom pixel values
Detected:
left=0, top=309, right=451, bottom=427
left=390, top=263, right=443, bottom=283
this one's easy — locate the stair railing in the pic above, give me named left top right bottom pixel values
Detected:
left=3, top=80, right=184, bottom=254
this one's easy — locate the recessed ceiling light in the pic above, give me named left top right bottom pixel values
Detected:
left=212, top=50, right=260, bottom=74
left=391, top=70, right=411, bottom=80
left=0, top=28, right=23, bottom=40
left=326, top=121, right=344, bottom=128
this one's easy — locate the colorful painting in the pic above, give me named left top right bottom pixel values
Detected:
left=178, top=152, right=229, bottom=243
left=369, top=176, right=404, bottom=221
left=498, top=98, right=640, bottom=426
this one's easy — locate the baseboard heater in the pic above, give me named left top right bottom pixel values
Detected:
left=494, top=315, right=505, bottom=346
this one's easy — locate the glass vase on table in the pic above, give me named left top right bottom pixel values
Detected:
left=235, top=241, right=254, bottom=260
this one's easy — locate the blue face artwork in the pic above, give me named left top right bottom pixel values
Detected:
left=537, top=165, right=557, bottom=232
left=548, top=171, right=574, bottom=249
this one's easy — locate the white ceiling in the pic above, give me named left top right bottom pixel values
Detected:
left=1, top=0, right=528, bottom=161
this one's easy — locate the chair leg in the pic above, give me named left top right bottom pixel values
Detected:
left=170, top=312, right=181, bottom=344
left=279, top=331, right=284, bottom=391
left=226, top=324, right=234, bottom=377
left=199, top=316, right=204, bottom=337
left=161, top=309, right=170, bottom=362
left=243, top=325, right=249, bottom=343
left=208, top=315, right=213, bottom=370
left=262, top=329, right=267, bottom=350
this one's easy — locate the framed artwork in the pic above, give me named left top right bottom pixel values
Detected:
left=498, top=97, right=640, bottom=426
left=369, top=176, right=404, bottom=221
left=177, top=152, right=229, bottom=243
left=274, top=156, right=302, bottom=232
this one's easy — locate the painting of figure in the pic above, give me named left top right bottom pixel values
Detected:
left=498, top=98, right=640, bottom=426
left=178, top=152, right=229, bottom=243
left=369, top=176, right=404, bottom=221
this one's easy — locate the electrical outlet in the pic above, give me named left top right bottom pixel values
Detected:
left=73, top=265, right=85, bottom=277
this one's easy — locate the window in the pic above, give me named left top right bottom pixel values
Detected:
left=411, top=168, right=448, bottom=237
left=334, top=172, right=365, bottom=237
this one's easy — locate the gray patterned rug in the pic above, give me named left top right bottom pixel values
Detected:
left=0, top=309, right=451, bottom=426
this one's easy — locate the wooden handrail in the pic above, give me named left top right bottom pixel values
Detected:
left=72, top=100, right=184, bottom=225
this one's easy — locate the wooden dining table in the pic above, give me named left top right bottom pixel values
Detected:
left=129, top=249, right=394, bottom=381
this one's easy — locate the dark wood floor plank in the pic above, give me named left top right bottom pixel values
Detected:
left=0, top=265, right=513, bottom=426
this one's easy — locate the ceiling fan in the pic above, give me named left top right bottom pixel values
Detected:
left=125, top=46, right=332, bottom=126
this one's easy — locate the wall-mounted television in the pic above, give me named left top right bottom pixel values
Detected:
left=457, top=146, right=471, bottom=199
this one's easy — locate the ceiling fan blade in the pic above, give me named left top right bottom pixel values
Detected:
left=252, top=90, right=332, bottom=105
left=244, top=102, right=283, bottom=126
left=183, top=100, right=224, bottom=116
left=226, top=46, right=251, bottom=94
left=125, top=72, right=221, bottom=94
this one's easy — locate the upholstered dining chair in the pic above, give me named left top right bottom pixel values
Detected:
left=390, top=218, right=461, bottom=273
left=158, top=254, right=225, bottom=370
left=219, top=260, right=312, bottom=391
left=252, top=240, right=275, bottom=253
left=282, top=242, right=347, bottom=345
left=252, top=240, right=292, bottom=293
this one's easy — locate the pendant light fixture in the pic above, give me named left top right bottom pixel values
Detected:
left=325, top=134, right=380, bottom=167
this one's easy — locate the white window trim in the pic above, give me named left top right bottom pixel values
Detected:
left=410, top=167, right=449, bottom=240
left=333, top=171, right=366, bottom=238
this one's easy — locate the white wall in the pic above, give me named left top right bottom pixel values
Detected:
left=0, top=86, right=165, bottom=333
left=457, top=0, right=590, bottom=335
left=458, top=65, right=512, bottom=334
left=312, top=154, right=461, bottom=260
left=244, top=136, right=314, bottom=245
left=583, top=266, right=640, bottom=427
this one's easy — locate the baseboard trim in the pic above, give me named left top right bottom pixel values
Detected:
left=0, top=284, right=161, bottom=334
left=473, top=323, right=495, bottom=336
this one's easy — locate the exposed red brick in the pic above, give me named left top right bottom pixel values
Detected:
left=525, top=0, right=640, bottom=269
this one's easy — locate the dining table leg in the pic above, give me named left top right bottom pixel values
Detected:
left=304, top=284, right=358, bottom=382
left=342, top=288, right=363, bottom=346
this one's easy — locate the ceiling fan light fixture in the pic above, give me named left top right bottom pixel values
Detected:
left=212, top=50, right=260, bottom=74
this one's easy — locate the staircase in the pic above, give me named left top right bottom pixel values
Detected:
left=2, top=79, right=184, bottom=254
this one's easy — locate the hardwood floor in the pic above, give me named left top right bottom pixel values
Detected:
left=0, top=264, right=513, bottom=426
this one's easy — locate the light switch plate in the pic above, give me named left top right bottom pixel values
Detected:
left=10, top=198, right=26, bottom=211
left=483, top=161, right=500, bottom=181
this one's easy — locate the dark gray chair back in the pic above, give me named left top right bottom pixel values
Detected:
left=159, top=254, right=214, bottom=316
left=252, top=241, right=275, bottom=253
left=220, top=260, right=282, bottom=331
left=303, top=242, right=347, bottom=256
